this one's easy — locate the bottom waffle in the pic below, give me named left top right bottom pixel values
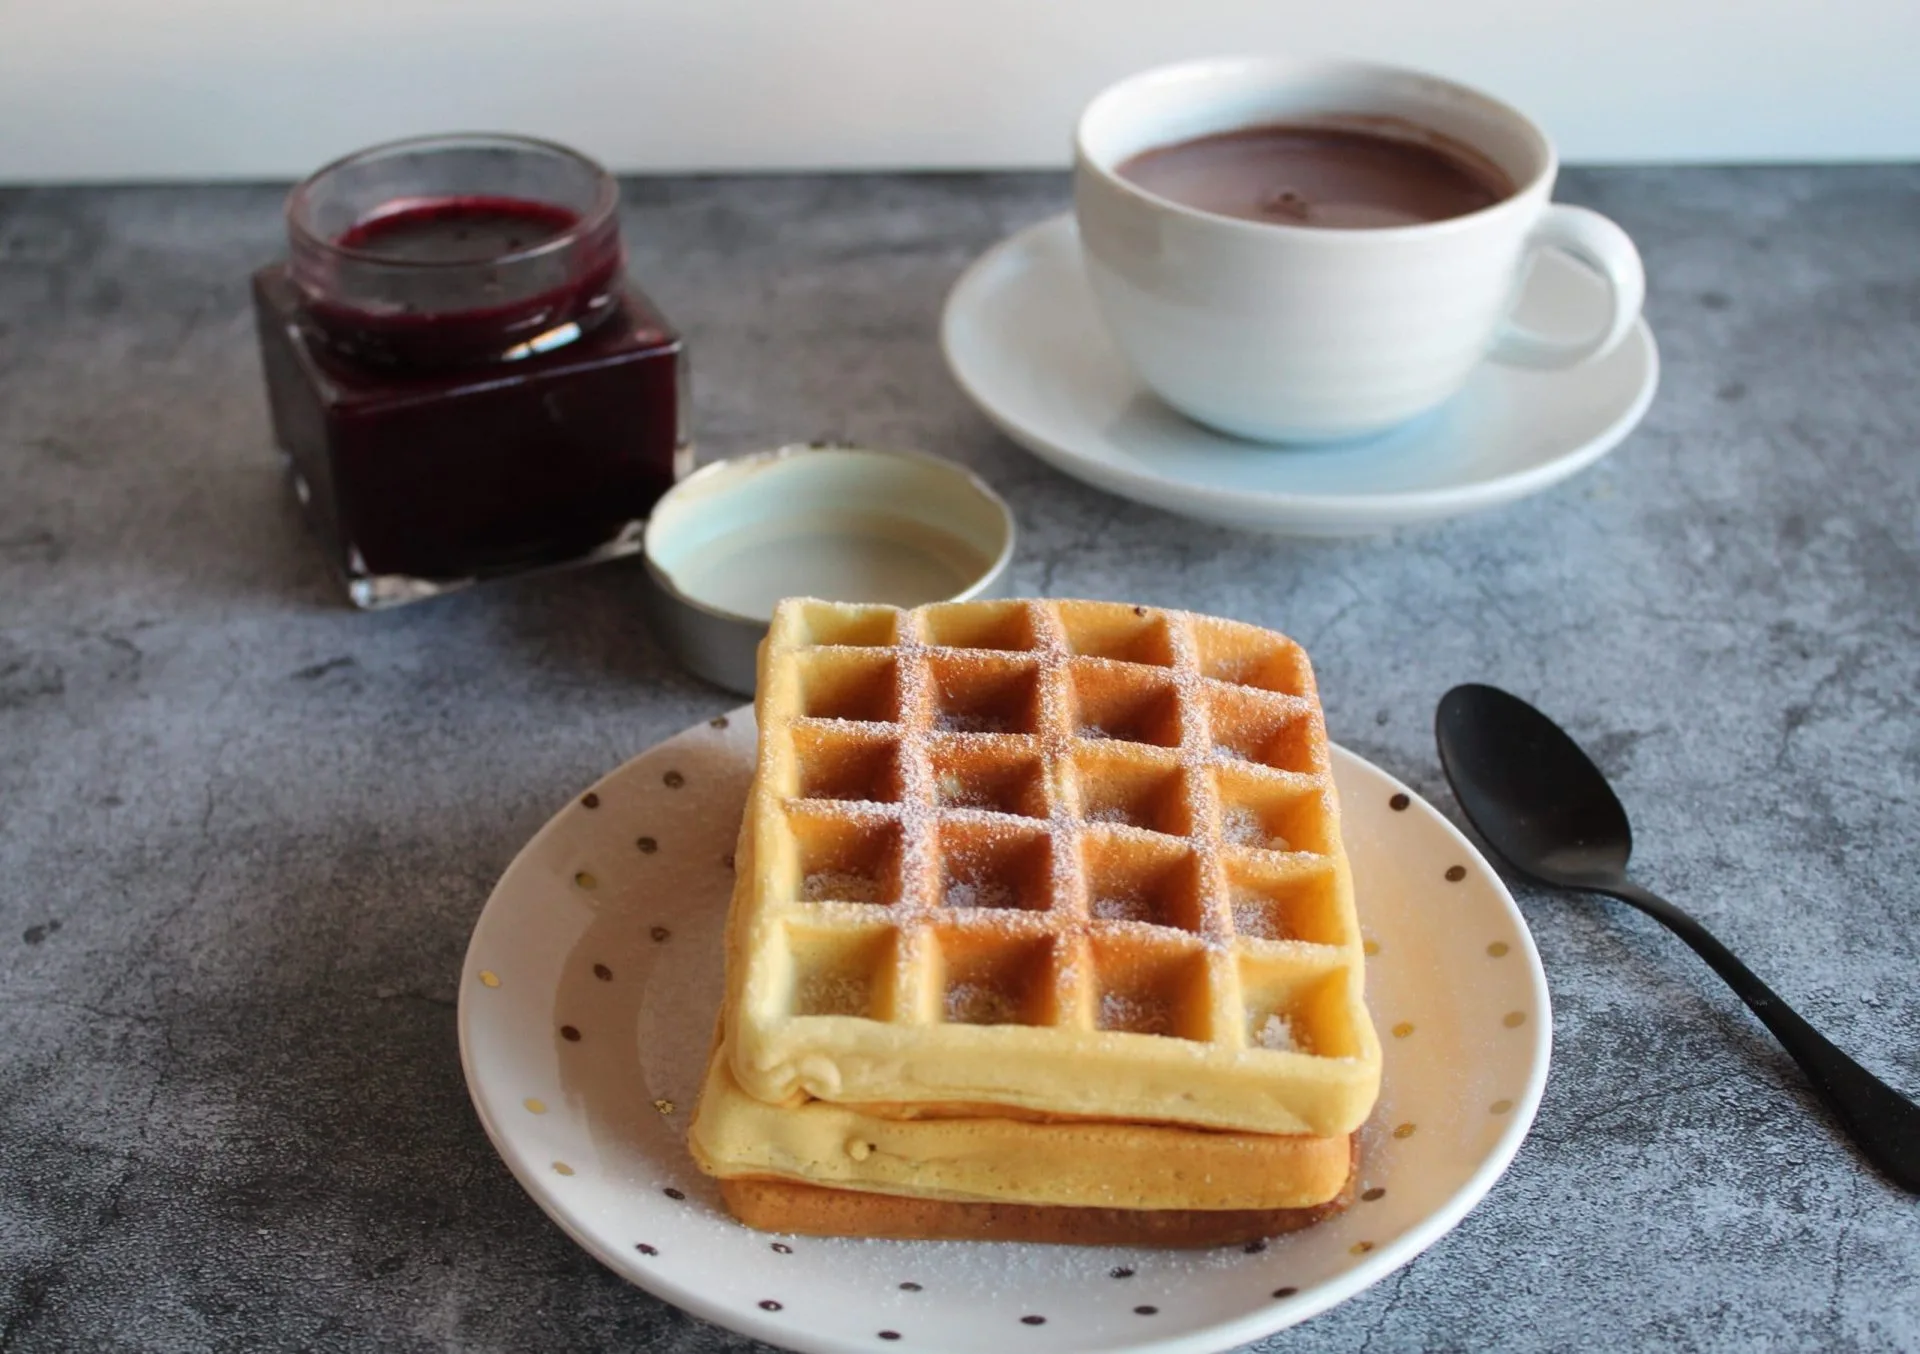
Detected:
left=718, top=1156, right=1357, bottom=1247
left=690, top=1034, right=1354, bottom=1211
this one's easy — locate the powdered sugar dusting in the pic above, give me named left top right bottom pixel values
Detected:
left=1091, top=891, right=1155, bottom=924
left=763, top=600, right=1350, bottom=1093
left=935, top=711, right=1014, bottom=735
left=946, top=981, right=1020, bottom=1025
left=1099, top=990, right=1175, bottom=1036
left=1223, top=807, right=1289, bottom=851
left=797, top=972, right=871, bottom=1017
left=1252, top=1011, right=1298, bottom=1052
left=804, top=869, right=882, bottom=903
left=944, top=879, right=1017, bottom=911
left=1230, top=892, right=1287, bottom=940
left=936, top=772, right=994, bottom=808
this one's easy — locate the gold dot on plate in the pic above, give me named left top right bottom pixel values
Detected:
left=1361, top=1187, right=1385, bottom=1202
left=552, top=1161, right=574, bottom=1176
left=1350, top=1241, right=1375, bottom=1255
left=1487, top=941, right=1510, bottom=958
left=1503, top=1010, right=1528, bottom=1028
left=663, top=770, right=685, bottom=789
left=1392, top=1122, right=1417, bottom=1139
left=478, top=970, right=501, bottom=988
left=1490, top=1098, right=1515, bottom=1115
left=1444, top=865, right=1467, bottom=882
left=1362, top=939, right=1380, bottom=957
left=1391, top=1021, right=1415, bottom=1039
left=524, top=1098, right=548, bottom=1115
left=653, top=1098, right=676, bottom=1116
left=574, top=871, right=597, bottom=890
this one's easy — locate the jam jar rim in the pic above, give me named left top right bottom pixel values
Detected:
left=284, top=131, right=621, bottom=272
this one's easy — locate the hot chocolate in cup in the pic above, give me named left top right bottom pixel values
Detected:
left=1073, top=56, right=1646, bottom=444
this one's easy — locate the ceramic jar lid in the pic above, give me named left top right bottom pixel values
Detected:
left=641, top=444, right=1016, bottom=692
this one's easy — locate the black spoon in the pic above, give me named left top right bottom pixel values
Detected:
left=1435, top=682, right=1920, bottom=1193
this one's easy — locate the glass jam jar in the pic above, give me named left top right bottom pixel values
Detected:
left=252, top=133, right=688, bottom=607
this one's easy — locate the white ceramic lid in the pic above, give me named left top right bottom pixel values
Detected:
left=640, top=444, right=1015, bottom=691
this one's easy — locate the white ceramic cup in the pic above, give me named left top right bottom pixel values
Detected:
left=1074, top=56, right=1646, bottom=444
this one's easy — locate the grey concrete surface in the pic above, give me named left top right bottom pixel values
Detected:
left=1, top=167, right=1917, bottom=1352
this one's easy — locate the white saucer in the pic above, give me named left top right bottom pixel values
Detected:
left=459, top=709, right=1551, bottom=1354
left=941, top=214, right=1659, bottom=536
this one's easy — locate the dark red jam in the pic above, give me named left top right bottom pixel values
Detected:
left=253, top=137, right=686, bottom=607
left=336, top=195, right=580, bottom=258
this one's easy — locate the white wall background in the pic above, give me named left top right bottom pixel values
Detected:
left=2, top=0, right=1915, bottom=183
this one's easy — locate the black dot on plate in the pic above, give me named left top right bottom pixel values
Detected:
left=651, top=926, right=671, bottom=943
left=899, top=1281, right=922, bottom=1292
left=771, top=1243, right=792, bottom=1254
left=560, top=1025, right=581, bottom=1042
left=1273, top=1287, right=1298, bottom=1300
left=879, top=1332, right=900, bottom=1342
left=710, top=715, right=730, bottom=729
left=593, top=963, right=612, bottom=981
left=637, top=837, right=659, bottom=854
left=635, top=1243, right=657, bottom=1256
left=581, top=792, right=600, bottom=809
left=759, top=1299, right=782, bottom=1311
left=1132, top=605, right=1147, bottom=616
left=1021, top=1315, right=1046, bottom=1325
left=664, top=770, right=685, bottom=789
left=1243, top=1239, right=1268, bottom=1254
left=1362, top=1187, right=1386, bottom=1202
left=663, top=1187, right=685, bottom=1201
left=1388, top=792, right=1410, bottom=811
left=1109, top=1267, right=1134, bottom=1279
left=1134, top=1306, right=1158, bottom=1316
left=1445, top=865, right=1467, bottom=882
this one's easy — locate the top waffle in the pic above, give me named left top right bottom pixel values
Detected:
left=722, top=599, right=1381, bottom=1138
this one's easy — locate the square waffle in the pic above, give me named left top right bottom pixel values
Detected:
left=710, top=1173, right=1356, bottom=1247
left=690, top=1027, right=1356, bottom=1210
left=722, top=599, right=1381, bottom=1138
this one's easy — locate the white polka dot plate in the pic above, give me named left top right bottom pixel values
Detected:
left=458, top=709, right=1550, bottom=1354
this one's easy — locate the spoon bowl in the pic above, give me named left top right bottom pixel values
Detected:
left=1435, top=683, right=1634, bottom=886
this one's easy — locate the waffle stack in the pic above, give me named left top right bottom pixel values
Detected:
left=689, top=598, right=1381, bottom=1245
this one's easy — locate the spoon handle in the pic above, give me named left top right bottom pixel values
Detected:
left=1604, top=878, right=1920, bottom=1193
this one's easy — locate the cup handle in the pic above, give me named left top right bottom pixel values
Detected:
left=1488, top=204, right=1646, bottom=370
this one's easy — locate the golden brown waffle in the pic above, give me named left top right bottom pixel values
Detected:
left=723, top=599, right=1381, bottom=1137
left=716, top=1155, right=1358, bottom=1247
left=689, top=1029, right=1355, bottom=1210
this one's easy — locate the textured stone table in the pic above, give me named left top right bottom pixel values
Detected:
left=2, top=167, right=1916, bottom=1352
